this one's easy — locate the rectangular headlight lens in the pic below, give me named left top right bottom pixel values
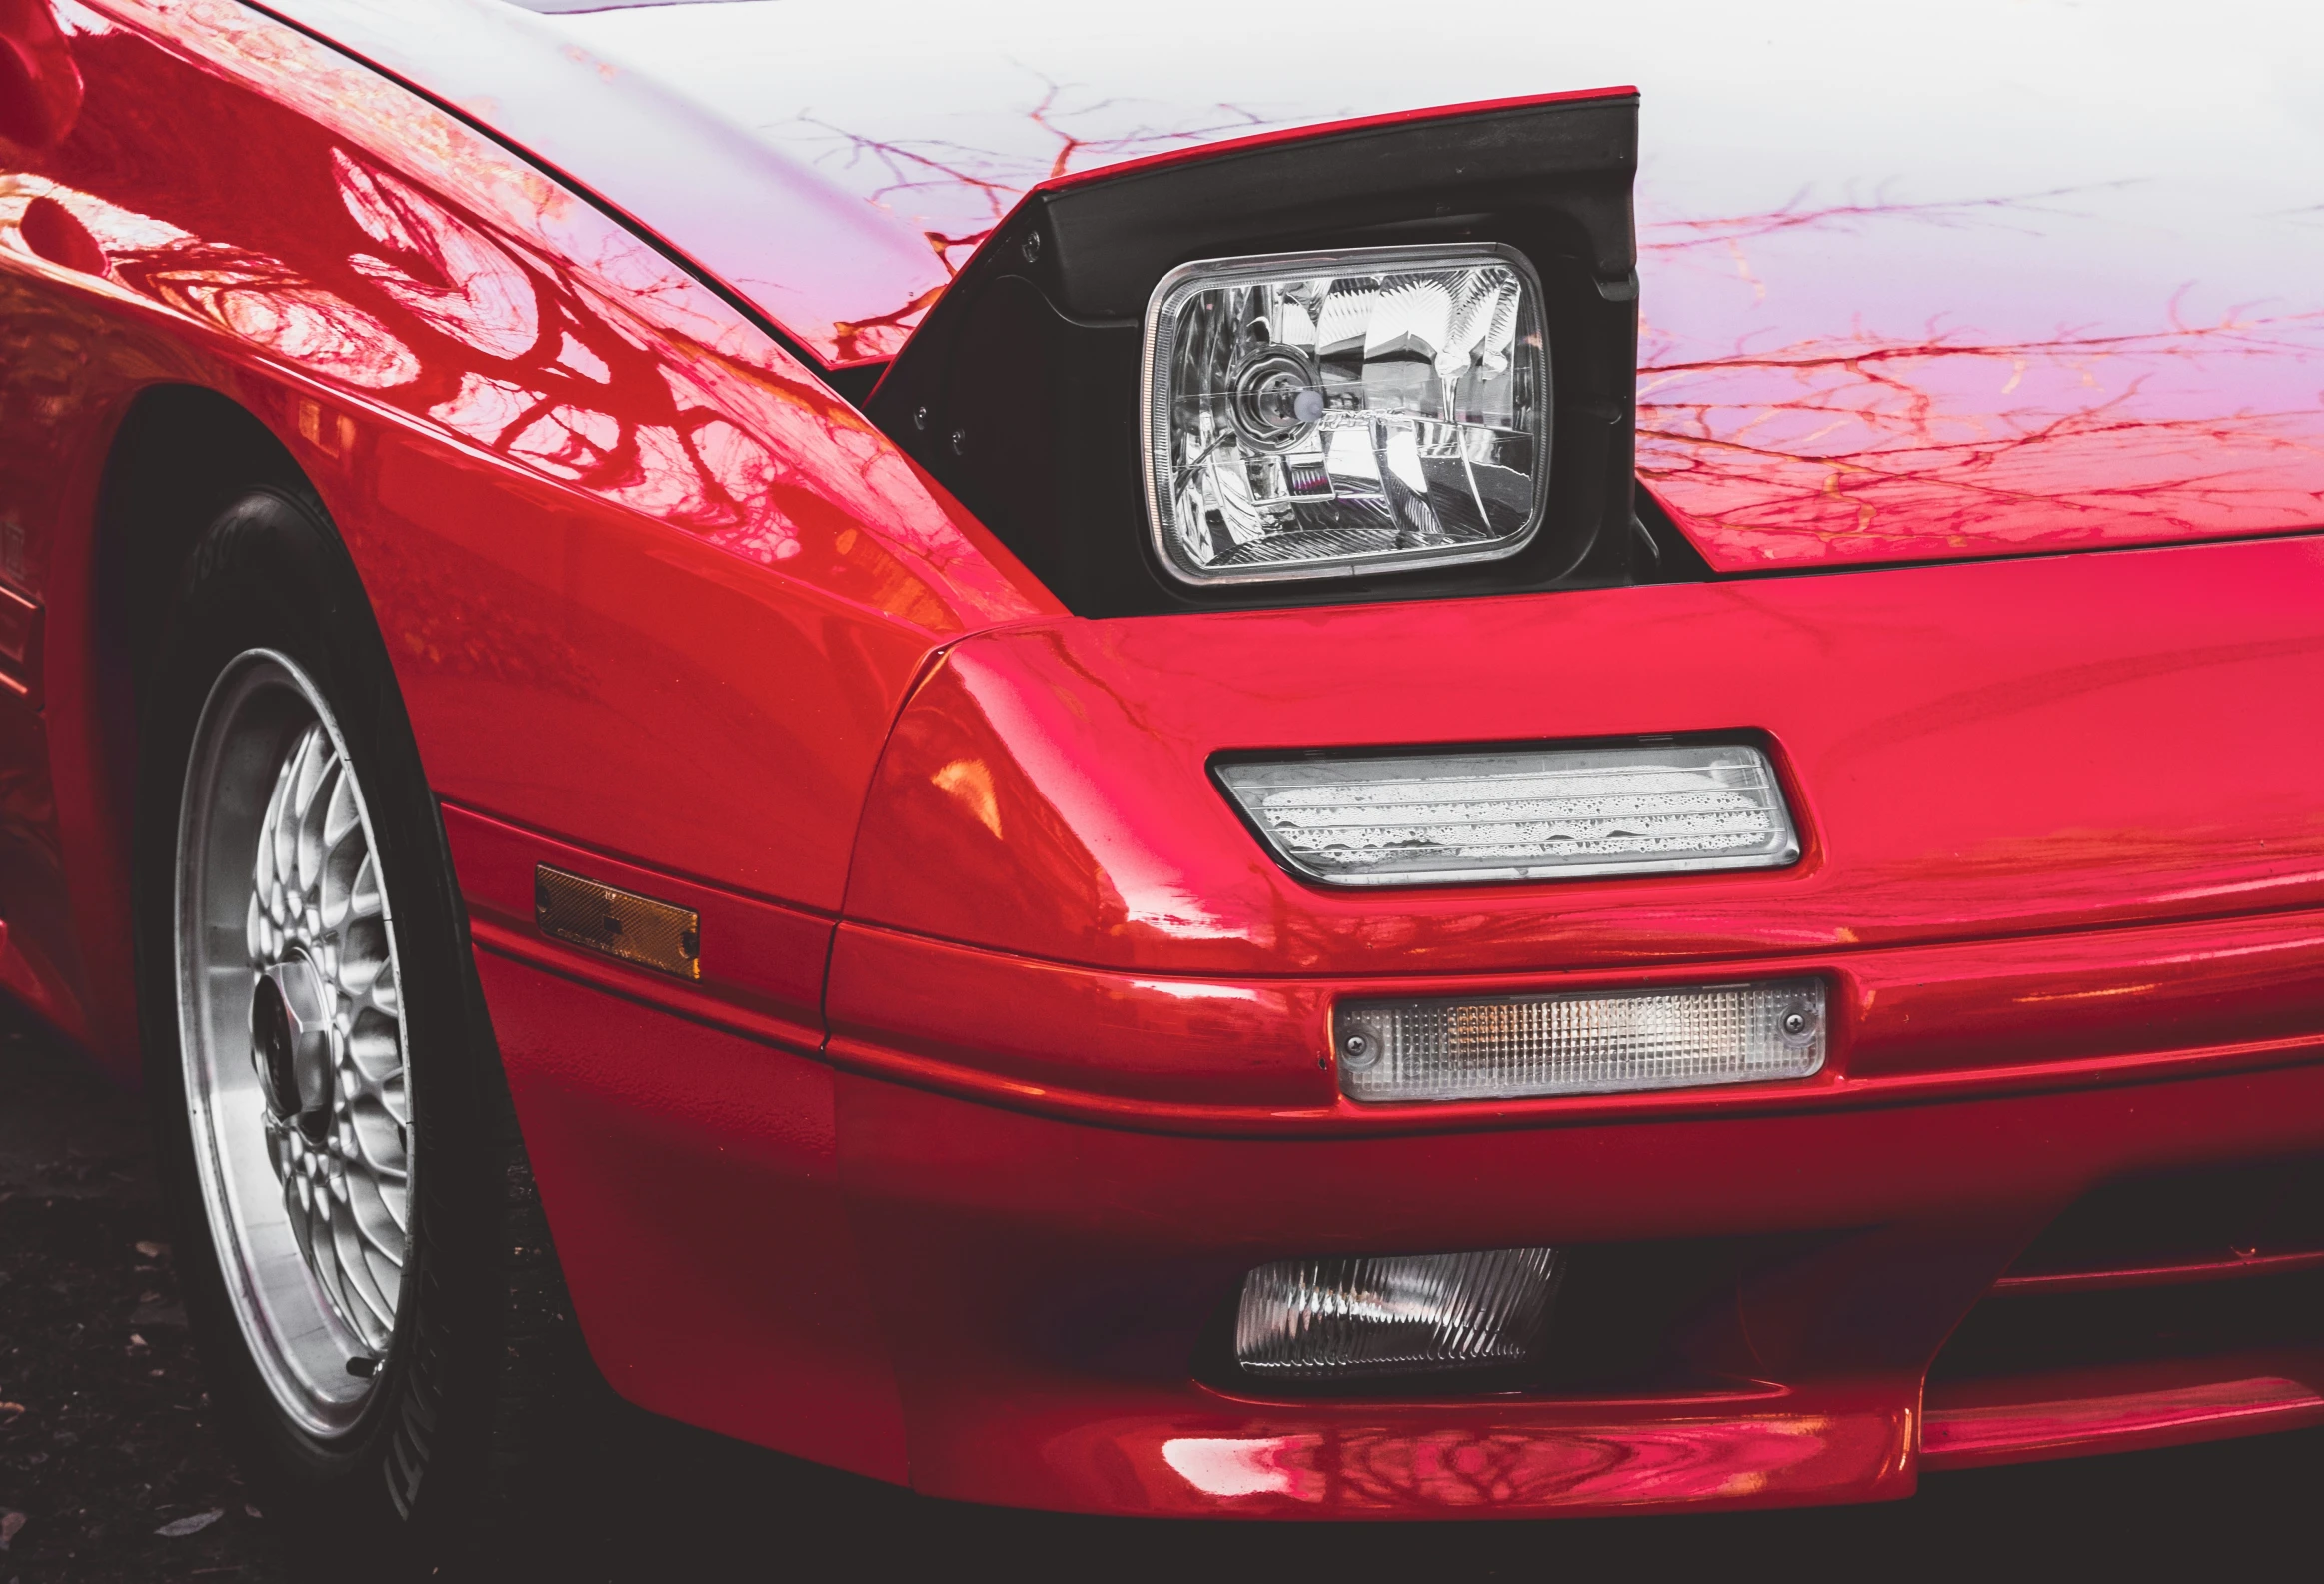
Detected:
left=1216, top=741, right=1798, bottom=887
left=1335, top=978, right=1827, bottom=1103
left=1144, top=243, right=1550, bottom=586
left=1235, top=1247, right=1564, bottom=1380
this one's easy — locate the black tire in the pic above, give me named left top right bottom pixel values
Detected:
left=132, top=485, right=597, bottom=1577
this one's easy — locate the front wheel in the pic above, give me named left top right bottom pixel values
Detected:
left=176, top=647, right=414, bottom=1435
left=135, top=485, right=591, bottom=1572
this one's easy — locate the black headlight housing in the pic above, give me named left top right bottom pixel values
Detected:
left=867, top=89, right=1640, bottom=618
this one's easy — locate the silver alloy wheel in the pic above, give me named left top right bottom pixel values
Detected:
left=176, top=649, right=412, bottom=1438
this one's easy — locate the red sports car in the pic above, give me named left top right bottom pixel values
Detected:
left=5, top=0, right=2323, bottom=1565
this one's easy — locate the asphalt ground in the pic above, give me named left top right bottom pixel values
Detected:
left=6, top=1002, right=2324, bottom=1582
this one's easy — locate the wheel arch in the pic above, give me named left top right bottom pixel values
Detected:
left=55, top=380, right=314, bottom=1078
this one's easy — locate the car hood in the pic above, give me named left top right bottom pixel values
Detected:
left=270, top=0, right=2324, bottom=573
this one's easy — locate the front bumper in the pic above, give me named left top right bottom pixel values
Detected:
left=829, top=1016, right=2324, bottom=1518
left=473, top=893, right=2324, bottom=1518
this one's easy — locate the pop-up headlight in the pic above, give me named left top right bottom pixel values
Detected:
left=867, top=91, right=1639, bottom=617
left=1145, top=244, right=1550, bottom=586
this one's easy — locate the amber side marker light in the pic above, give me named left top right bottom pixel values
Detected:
left=1335, top=979, right=1827, bottom=1103
left=534, top=864, right=700, bottom=980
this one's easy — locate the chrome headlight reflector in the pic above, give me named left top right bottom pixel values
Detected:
left=1336, top=979, right=1829, bottom=1103
left=1144, top=244, right=1550, bottom=587
left=1215, top=741, right=1799, bottom=888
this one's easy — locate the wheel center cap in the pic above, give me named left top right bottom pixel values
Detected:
left=251, top=953, right=334, bottom=1143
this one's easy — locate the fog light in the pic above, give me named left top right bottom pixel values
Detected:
left=1235, top=1247, right=1564, bottom=1380
left=1144, top=243, right=1549, bottom=586
left=1336, top=978, right=1826, bottom=1103
left=1215, top=740, right=1798, bottom=887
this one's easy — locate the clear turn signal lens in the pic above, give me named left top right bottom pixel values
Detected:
left=1215, top=741, right=1798, bottom=887
left=1334, top=978, right=1828, bottom=1103
left=1235, top=1247, right=1564, bottom=1380
left=1144, top=244, right=1550, bottom=586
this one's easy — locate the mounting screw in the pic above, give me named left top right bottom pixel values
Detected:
left=911, top=405, right=930, bottom=433
left=1782, top=1010, right=1811, bottom=1038
left=949, top=427, right=970, bottom=457
left=1340, top=1032, right=1375, bottom=1068
left=1020, top=230, right=1043, bottom=264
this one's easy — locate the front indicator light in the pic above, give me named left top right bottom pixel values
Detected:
left=1235, top=1247, right=1564, bottom=1381
left=1144, top=243, right=1550, bottom=586
left=1215, top=741, right=1799, bottom=887
left=1335, top=978, right=1827, bottom=1103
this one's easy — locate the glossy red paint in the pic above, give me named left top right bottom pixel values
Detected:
left=818, top=1056, right=2324, bottom=1514
left=1922, top=1359, right=2324, bottom=1470
left=0, top=581, right=38, bottom=700
left=5, top=0, right=2324, bottom=1525
left=332, top=0, right=2324, bottom=572
left=917, top=1401, right=1917, bottom=1519
left=822, top=903, right=2324, bottom=1134
left=464, top=835, right=2324, bottom=1515
left=0, top=0, right=82, bottom=149
left=17, top=190, right=95, bottom=270
left=475, top=951, right=909, bottom=1484
left=0, top=0, right=1052, bottom=1065
left=251, top=0, right=947, bottom=367
left=845, top=533, right=2324, bottom=977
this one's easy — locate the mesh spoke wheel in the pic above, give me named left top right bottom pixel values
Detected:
left=175, top=648, right=413, bottom=1438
